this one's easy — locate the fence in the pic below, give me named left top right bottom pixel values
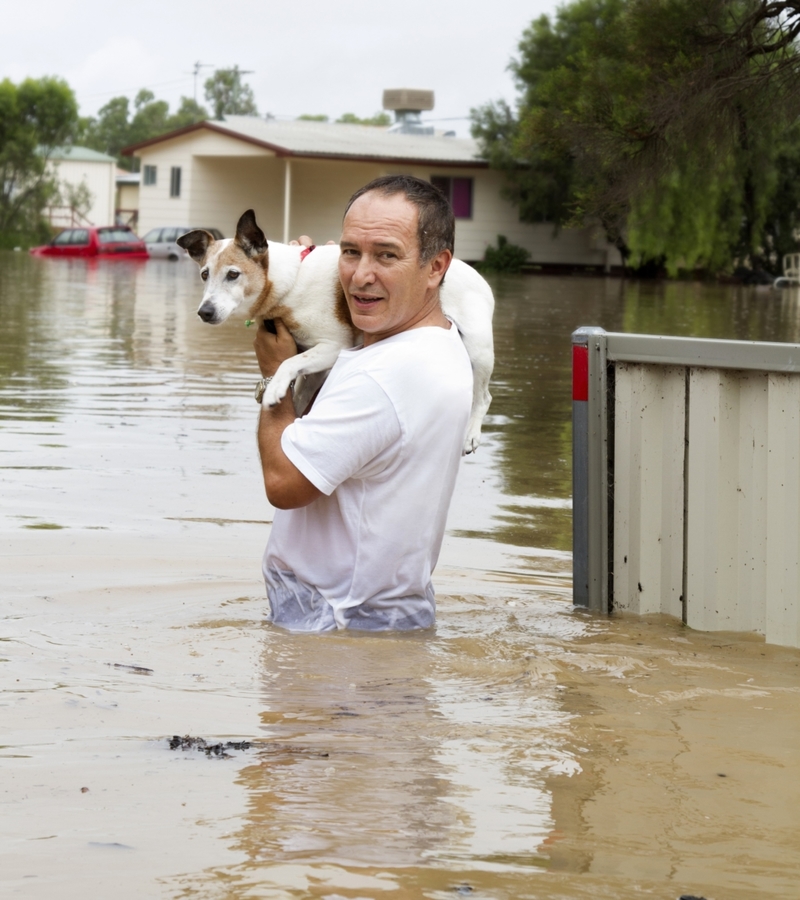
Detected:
left=572, top=326, right=800, bottom=648
left=44, top=205, right=93, bottom=230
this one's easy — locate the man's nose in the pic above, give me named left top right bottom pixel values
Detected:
left=353, top=254, right=376, bottom=285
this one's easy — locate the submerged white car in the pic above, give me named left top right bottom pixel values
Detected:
left=142, top=226, right=224, bottom=260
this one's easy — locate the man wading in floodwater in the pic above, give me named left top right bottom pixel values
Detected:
left=253, top=175, right=473, bottom=632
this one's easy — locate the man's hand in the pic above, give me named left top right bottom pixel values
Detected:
left=253, top=317, right=297, bottom=378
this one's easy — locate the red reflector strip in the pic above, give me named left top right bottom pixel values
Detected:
left=573, top=345, right=589, bottom=401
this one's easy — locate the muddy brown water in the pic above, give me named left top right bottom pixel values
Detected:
left=2, top=254, right=799, bottom=899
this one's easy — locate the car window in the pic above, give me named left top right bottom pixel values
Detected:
left=98, top=228, right=136, bottom=244
left=142, top=229, right=162, bottom=243
left=71, top=229, right=90, bottom=245
left=160, top=227, right=179, bottom=242
left=53, top=231, right=73, bottom=246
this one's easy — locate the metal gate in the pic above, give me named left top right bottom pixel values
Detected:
left=572, top=326, right=800, bottom=648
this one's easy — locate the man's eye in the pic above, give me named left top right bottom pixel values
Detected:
left=226, top=270, right=240, bottom=281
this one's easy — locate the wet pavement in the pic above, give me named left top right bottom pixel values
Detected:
left=2, top=253, right=799, bottom=898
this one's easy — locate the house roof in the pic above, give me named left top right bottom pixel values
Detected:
left=49, top=145, right=116, bottom=164
left=122, top=116, right=487, bottom=168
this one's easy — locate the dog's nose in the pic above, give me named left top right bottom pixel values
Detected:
left=197, top=302, right=216, bottom=323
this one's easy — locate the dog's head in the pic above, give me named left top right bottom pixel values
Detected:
left=177, top=209, right=269, bottom=324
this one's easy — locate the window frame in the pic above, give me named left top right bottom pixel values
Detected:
left=143, top=165, right=157, bottom=186
left=431, top=175, right=474, bottom=220
left=169, top=167, right=181, bottom=198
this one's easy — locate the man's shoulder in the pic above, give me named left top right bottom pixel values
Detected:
left=354, top=325, right=472, bottom=402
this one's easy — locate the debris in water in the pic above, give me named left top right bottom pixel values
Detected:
left=110, top=663, right=154, bottom=675
left=169, top=735, right=252, bottom=758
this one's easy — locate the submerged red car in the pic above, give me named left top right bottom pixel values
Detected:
left=30, top=226, right=149, bottom=259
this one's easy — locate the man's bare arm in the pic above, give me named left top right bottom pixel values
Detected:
left=254, top=318, right=322, bottom=510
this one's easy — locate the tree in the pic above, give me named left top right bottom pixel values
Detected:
left=336, top=112, right=391, bottom=126
left=81, top=91, right=207, bottom=170
left=204, top=66, right=258, bottom=119
left=169, top=96, right=208, bottom=130
left=0, top=76, right=79, bottom=234
left=298, top=114, right=329, bottom=122
left=472, top=0, right=800, bottom=274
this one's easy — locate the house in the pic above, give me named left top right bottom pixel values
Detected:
left=115, top=170, right=140, bottom=228
left=123, top=114, right=622, bottom=269
left=46, top=146, right=116, bottom=228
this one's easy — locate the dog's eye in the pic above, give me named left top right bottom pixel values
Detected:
left=201, top=269, right=208, bottom=281
left=226, top=270, right=240, bottom=282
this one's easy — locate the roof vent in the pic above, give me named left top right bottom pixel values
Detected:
left=382, top=89, right=435, bottom=136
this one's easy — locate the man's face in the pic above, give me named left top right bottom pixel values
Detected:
left=338, top=191, right=450, bottom=345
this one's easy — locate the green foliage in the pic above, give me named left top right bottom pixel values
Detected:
left=169, top=96, right=208, bottom=130
left=472, top=0, right=800, bottom=274
left=80, top=90, right=208, bottom=170
left=336, top=112, right=392, bottom=126
left=479, top=235, right=532, bottom=273
left=298, top=114, right=329, bottom=122
left=0, top=76, right=78, bottom=233
left=204, top=66, right=258, bottom=119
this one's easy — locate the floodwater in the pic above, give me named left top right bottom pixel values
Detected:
left=2, top=253, right=799, bottom=900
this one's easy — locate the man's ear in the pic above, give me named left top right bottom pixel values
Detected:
left=427, top=249, right=453, bottom=288
left=235, top=209, right=268, bottom=258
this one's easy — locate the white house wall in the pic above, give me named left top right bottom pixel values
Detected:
left=190, top=156, right=286, bottom=237
left=51, top=159, right=115, bottom=226
left=135, top=135, right=622, bottom=265
left=136, top=131, right=276, bottom=234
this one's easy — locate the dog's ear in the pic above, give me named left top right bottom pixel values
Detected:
left=177, top=229, right=215, bottom=263
left=235, top=209, right=268, bottom=258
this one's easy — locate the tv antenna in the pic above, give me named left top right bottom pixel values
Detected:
left=188, top=61, right=214, bottom=102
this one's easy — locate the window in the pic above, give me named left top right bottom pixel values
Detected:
left=170, top=167, right=181, bottom=198
left=143, top=165, right=157, bottom=186
left=160, top=227, right=179, bottom=241
left=431, top=176, right=473, bottom=219
left=53, top=230, right=73, bottom=246
left=70, top=229, right=89, bottom=245
left=142, top=229, right=162, bottom=243
left=98, top=228, right=135, bottom=244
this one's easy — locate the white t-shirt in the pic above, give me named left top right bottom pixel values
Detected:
left=262, top=322, right=473, bottom=632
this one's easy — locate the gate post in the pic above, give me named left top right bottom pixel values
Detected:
left=572, top=327, right=609, bottom=612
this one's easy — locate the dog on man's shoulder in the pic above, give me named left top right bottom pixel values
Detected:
left=178, top=209, right=494, bottom=454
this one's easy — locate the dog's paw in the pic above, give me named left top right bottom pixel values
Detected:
left=462, top=430, right=482, bottom=455
left=263, top=375, right=293, bottom=408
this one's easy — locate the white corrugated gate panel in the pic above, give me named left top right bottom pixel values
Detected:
left=766, top=373, right=800, bottom=648
left=613, top=363, right=684, bottom=617
left=685, top=370, right=768, bottom=633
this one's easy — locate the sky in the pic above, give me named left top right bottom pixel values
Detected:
left=1, top=0, right=559, bottom=138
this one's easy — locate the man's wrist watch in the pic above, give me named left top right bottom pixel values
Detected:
left=255, top=376, right=272, bottom=404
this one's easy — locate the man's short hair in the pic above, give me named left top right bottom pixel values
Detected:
left=344, top=175, right=455, bottom=264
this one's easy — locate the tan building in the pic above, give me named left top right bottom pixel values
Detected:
left=124, top=116, right=621, bottom=268
left=115, top=170, right=140, bottom=228
left=47, top=146, right=116, bottom=228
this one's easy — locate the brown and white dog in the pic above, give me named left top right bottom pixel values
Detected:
left=178, top=209, right=494, bottom=454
